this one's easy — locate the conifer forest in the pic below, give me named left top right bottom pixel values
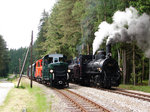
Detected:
left=1, top=0, right=150, bottom=86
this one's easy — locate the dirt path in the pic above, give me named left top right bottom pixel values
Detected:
left=0, top=82, right=14, bottom=105
left=0, top=79, right=7, bottom=82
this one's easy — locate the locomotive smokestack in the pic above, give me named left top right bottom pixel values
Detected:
left=106, top=44, right=112, bottom=58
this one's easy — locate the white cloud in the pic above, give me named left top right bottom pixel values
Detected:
left=0, top=0, right=56, bottom=49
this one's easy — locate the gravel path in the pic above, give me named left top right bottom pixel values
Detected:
left=0, top=82, right=14, bottom=105
left=68, top=83, right=150, bottom=112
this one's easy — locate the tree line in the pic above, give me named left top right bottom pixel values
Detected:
left=1, top=0, right=150, bottom=86
left=8, top=48, right=30, bottom=74
left=33, top=0, right=150, bottom=85
left=0, top=39, right=30, bottom=77
left=0, top=35, right=9, bottom=77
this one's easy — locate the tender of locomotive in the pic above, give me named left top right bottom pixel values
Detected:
left=68, top=44, right=121, bottom=88
left=27, top=53, right=69, bottom=87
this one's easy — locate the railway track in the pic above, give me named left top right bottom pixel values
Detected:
left=26, top=77, right=110, bottom=112
left=54, top=88, right=110, bottom=112
left=84, top=82, right=150, bottom=102
left=102, top=88, right=150, bottom=102
left=26, top=76, right=150, bottom=111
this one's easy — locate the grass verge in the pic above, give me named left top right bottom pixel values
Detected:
left=119, top=84, right=150, bottom=93
left=0, top=78, right=51, bottom=112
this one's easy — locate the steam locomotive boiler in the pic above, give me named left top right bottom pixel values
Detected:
left=68, top=44, right=121, bottom=88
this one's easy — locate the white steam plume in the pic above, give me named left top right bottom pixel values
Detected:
left=93, top=7, right=150, bottom=57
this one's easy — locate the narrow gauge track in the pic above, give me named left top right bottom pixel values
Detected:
left=101, top=88, right=150, bottom=102
left=54, top=88, right=110, bottom=112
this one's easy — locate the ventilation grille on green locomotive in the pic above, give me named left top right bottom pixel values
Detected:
left=53, top=65, right=67, bottom=76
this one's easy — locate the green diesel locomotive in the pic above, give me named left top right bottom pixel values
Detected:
left=28, top=54, right=70, bottom=87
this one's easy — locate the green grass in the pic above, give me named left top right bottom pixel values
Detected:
left=0, top=77, right=6, bottom=79
left=119, top=84, right=150, bottom=93
left=7, top=77, right=16, bottom=82
left=20, top=81, right=51, bottom=112
left=142, top=80, right=148, bottom=85
left=0, top=74, right=19, bottom=82
left=0, top=74, right=16, bottom=81
left=0, top=78, right=52, bottom=112
left=0, top=74, right=12, bottom=79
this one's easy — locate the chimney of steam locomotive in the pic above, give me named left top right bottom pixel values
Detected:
left=106, top=44, right=112, bottom=58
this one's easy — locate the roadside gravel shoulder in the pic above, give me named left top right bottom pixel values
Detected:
left=0, top=81, right=14, bottom=106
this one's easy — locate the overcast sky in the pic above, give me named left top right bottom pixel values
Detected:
left=0, top=0, right=56, bottom=49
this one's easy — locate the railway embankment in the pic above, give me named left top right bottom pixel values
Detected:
left=68, top=83, right=150, bottom=112
left=1, top=76, right=150, bottom=112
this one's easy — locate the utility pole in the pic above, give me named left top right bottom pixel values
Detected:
left=17, top=31, right=33, bottom=88
left=19, top=58, right=21, bottom=74
left=148, top=59, right=150, bottom=86
left=30, top=31, right=33, bottom=88
left=17, top=46, right=30, bottom=88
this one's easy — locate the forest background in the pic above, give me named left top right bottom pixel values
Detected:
left=1, top=0, right=150, bottom=86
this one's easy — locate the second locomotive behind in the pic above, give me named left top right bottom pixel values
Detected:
left=68, top=44, right=121, bottom=88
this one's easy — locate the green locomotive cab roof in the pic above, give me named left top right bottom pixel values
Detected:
left=42, top=53, right=67, bottom=65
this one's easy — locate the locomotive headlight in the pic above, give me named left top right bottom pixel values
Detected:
left=97, top=68, right=101, bottom=71
left=68, top=69, right=71, bottom=73
left=50, top=69, right=53, bottom=73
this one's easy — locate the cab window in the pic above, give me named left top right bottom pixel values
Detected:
left=59, top=57, right=64, bottom=62
left=48, top=57, right=53, bottom=63
left=54, top=58, right=58, bottom=63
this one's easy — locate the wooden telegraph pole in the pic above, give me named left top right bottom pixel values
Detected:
left=17, top=46, right=30, bottom=87
left=19, top=58, right=21, bottom=73
left=30, top=31, right=33, bottom=88
left=17, top=31, right=33, bottom=88
left=149, top=59, right=150, bottom=86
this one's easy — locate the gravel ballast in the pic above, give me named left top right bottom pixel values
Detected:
left=22, top=78, right=150, bottom=112
left=69, top=83, right=150, bottom=112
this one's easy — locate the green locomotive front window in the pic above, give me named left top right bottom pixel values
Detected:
left=59, top=57, right=64, bottom=62
left=54, top=58, right=58, bottom=63
left=48, top=58, right=53, bottom=63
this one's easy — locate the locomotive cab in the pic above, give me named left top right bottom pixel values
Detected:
left=43, top=54, right=69, bottom=87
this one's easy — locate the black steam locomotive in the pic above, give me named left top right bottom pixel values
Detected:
left=68, top=44, right=121, bottom=88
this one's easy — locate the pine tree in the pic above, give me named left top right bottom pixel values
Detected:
left=0, top=35, right=9, bottom=77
